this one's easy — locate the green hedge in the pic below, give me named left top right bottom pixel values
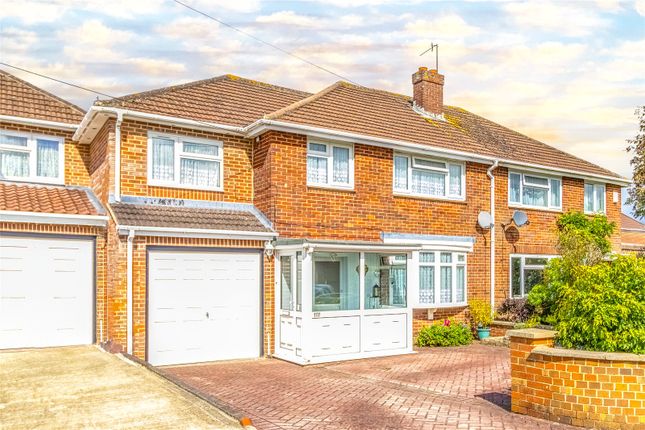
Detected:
left=415, top=322, right=473, bottom=347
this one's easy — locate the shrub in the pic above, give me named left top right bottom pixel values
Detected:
left=468, top=299, right=492, bottom=328
left=555, top=255, right=645, bottom=354
left=496, top=298, right=534, bottom=323
left=415, top=321, right=473, bottom=347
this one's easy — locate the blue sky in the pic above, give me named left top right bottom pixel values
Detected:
left=1, top=0, right=644, bottom=213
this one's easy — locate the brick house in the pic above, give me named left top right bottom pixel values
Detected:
left=621, top=213, right=645, bottom=253
left=0, top=67, right=627, bottom=366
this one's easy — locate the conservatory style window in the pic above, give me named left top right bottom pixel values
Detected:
left=307, top=141, right=353, bottom=189
left=509, top=171, right=561, bottom=210
left=312, top=252, right=359, bottom=312
left=364, top=254, right=407, bottom=309
left=148, top=132, right=223, bottom=190
left=394, top=154, right=464, bottom=200
left=418, top=251, right=466, bottom=307
left=584, top=183, right=606, bottom=214
left=0, top=130, right=64, bottom=184
left=510, top=255, right=556, bottom=298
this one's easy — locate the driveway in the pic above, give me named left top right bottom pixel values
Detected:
left=0, top=346, right=242, bottom=430
left=163, top=344, right=577, bottom=430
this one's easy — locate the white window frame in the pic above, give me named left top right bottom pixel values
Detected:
left=306, top=139, right=354, bottom=190
left=584, top=182, right=606, bottom=214
left=508, top=171, right=562, bottom=211
left=509, top=254, right=558, bottom=298
left=147, top=132, right=224, bottom=192
left=393, top=153, right=466, bottom=201
left=0, top=129, right=65, bottom=185
left=418, top=251, right=467, bottom=308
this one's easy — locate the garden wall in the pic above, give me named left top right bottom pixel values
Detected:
left=509, top=329, right=645, bottom=430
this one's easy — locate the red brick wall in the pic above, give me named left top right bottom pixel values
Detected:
left=89, top=119, right=115, bottom=204
left=0, top=222, right=107, bottom=342
left=510, top=331, right=645, bottom=429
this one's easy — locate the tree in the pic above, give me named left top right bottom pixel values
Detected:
left=627, top=106, right=645, bottom=218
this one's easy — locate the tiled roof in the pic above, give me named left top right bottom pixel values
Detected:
left=96, top=74, right=310, bottom=127
left=0, top=181, right=103, bottom=215
left=621, top=213, right=645, bottom=230
left=0, top=69, right=85, bottom=124
left=110, top=201, right=274, bottom=232
left=267, top=82, right=622, bottom=179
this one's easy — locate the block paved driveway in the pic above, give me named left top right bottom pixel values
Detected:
left=163, top=344, right=577, bottom=430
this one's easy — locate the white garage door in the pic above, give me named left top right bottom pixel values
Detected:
left=148, top=249, right=261, bottom=366
left=0, top=234, right=94, bottom=349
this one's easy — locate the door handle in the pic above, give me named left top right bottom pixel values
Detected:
left=206, top=312, right=209, bottom=319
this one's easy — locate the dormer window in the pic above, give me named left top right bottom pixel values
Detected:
left=393, top=153, right=465, bottom=200
left=0, top=130, right=64, bottom=184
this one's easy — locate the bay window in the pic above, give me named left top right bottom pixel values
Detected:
left=394, top=154, right=464, bottom=200
left=148, top=132, right=223, bottom=190
left=418, top=251, right=466, bottom=307
left=307, top=141, right=353, bottom=188
left=584, top=183, right=605, bottom=214
left=509, top=171, right=561, bottom=210
left=0, top=130, right=64, bottom=184
left=510, top=255, right=556, bottom=298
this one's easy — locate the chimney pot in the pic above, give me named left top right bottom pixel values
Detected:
left=412, top=66, right=444, bottom=115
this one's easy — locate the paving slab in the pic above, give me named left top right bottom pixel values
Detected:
left=0, top=346, right=242, bottom=430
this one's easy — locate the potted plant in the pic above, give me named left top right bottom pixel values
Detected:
left=469, top=299, right=493, bottom=340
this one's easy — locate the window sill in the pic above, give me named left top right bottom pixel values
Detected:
left=148, top=180, right=224, bottom=193
left=508, top=204, right=562, bottom=213
left=584, top=210, right=606, bottom=216
left=307, top=183, right=355, bottom=193
left=393, top=192, right=466, bottom=204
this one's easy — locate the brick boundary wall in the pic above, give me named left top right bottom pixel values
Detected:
left=509, top=329, right=645, bottom=430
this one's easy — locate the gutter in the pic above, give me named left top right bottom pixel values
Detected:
left=487, top=160, right=499, bottom=317
left=0, top=115, right=78, bottom=131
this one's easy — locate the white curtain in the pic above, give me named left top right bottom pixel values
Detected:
left=307, top=155, right=327, bottom=183
left=419, top=266, right=434, bottom=304
left=456, top=266, right=465, bottom=303
left=390, top=266, right=406, bottom=306
left=440, top=266, right=452, bottom=303
left=550, top=179, right=561, bottom=207
left=522, top=186, right=548, bottom=207
left=184, top=142, right=218, bottom=156
left=152, top=138, right=174, bottom=181
left=0, top=150, right=28, bottom=177
left=394, top=156, right=408, bottom=190
left=412, top=170, right=445, bottom=196
left=180, top=158, right=219, bottom=187
left=36, top=139, right=59, bottom=178
left=449, top=164, right=462, bottom=195
left=595, top=185, right=605, bottom=212
left=332, top=146, right=349, bottom=183
left=509, top=173, right=521, bottom=203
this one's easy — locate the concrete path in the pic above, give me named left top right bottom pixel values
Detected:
left=0, top=346, right=242, bottom=430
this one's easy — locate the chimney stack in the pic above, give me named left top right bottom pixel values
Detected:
left=412, top=67, right=444, bottom=116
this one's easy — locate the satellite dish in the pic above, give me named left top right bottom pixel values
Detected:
left=512, top=210, right=529, bottom=228
left=478, top=211, right=493, bottom=229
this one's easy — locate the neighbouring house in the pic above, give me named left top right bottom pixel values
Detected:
left=0, top=67, right=627, bottom=366
left=621, top=213, right=645, bottom=253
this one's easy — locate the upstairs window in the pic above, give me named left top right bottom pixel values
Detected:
left=306, top=141, right=353, bottom=189
left=394, top=154, right=464, bottom=200
left=584, top=183, right=605, bottom=214
left=0, top=130, right=64, bottom=184
left=148, top=132, right=223, bottom=191
left=509, top=171, right=561, bottom=210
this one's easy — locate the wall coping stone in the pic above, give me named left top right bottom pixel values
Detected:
left=532, top=345, right=645, bottom=363
left=507, top=328, right=557, bottom=339
left=491, top=320, right=515, bottom=327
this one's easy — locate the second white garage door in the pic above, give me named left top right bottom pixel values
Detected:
left=148, top=249, right=261, bottom=366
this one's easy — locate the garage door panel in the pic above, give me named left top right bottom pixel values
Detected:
left=148, top=250, right=261, bottom=366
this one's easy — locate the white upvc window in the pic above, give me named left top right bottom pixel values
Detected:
left=393, top=153, right=465, bottom=200
left=510, top=255, right=557, bottom=298
left=418, top=251, right=467, bottom=307
left=584, top=183, right=606, bottom=214
left=306, top=140, right=354, bottom=189
left=0, top=129, right=64, bottom=184
left=508, top=171, right=561, bottom=210
left=147, top=132, right=223, bottom=191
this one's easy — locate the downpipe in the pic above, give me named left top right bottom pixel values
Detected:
left=487, top=160, right=499, bottom=317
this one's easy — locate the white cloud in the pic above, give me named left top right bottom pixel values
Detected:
left=126, top=58, right=186, bottom=76
left=636, top=0, right=645, bottom=15
left=503, top=1, right=609, bottom=37
left=0, top=28, right=38, bottom=53
left=0, top=0, right=71, bottom=24
left=155, top=16, right=220, bottom=40
left=58, top=19, right=134, bottom=62
left=256, top=11, right=323, bottom=29
left=187, top=0, right=261, bottom=13
left=405, top=14, right=480, bottom=39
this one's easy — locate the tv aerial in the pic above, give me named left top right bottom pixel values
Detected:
left=419, top=43, right=439, bottom=71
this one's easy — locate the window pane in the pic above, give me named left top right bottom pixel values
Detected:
left=332, top=146, right=350, bottom=184
left=550, top=179, right=561, bottom=207
left=313, top=252, right=359, bottom=311
left=280, top=256, right=292, bottom=311
left=394, top=156, right=408, bottom=190
left=448, top=164, right=462, bottom=196
left=440, top=252, right=452, bottom=263
left=183, top=141, right=218, bottom=156
left=456, top=266, right=465, bottom=303
left=420, top=252, right=435, bottom=263
left=180, top=158, right=219, bottom=187
left=151, top=138, right=174, bottom=181
left=0, top=150, right=29, bottom=177
left=419, top=266, right=434, bottom=305
left=296, top=252, right=302, bottom=311
left=309, top=142, right=327, bottom=153
left=523, top=186, right=548, bottom=207
left=596, top=185, right=605, bottom=212
left=511, top=257, right=522, bottom=297
left=525, top=257, right=548, bottom=266
left=457, top=254, right=465, bottom=262
left=365, top=253, right=407, bottom=309
left=584, top=183, right=594, bottom=212
left=0, top=134, right=28, bottom=146
left=307, top=156, right=327, bottom=184
left=440, top=266, right=452, bottom=303
left=36, top=139, right=59, bottom=178
left=524, top=175, right=549, bottom=187
left=524, top=268, right=544, bottom=295
left=414, top=158, right=446, bottom=170
left=411, top=169, right=445, bottom=196
left=509, top=173, right=521, bottom=203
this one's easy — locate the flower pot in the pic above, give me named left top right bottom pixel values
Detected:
left=477, top=328, right=491, bottom=340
